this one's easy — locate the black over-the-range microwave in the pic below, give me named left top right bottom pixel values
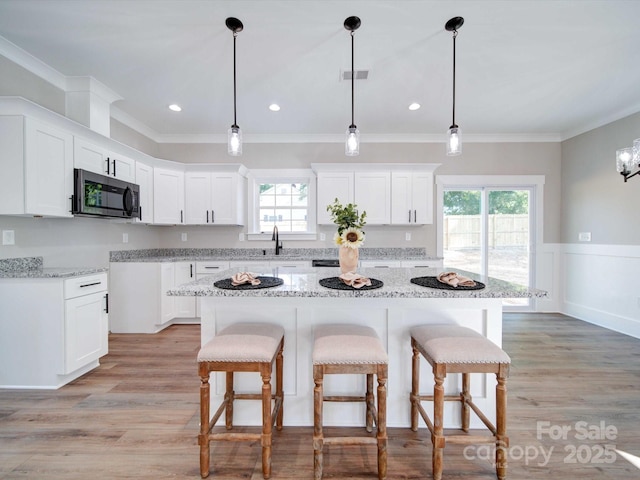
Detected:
left=73, top=169, right=141, bottom=219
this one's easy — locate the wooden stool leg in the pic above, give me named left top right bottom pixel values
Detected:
left=225, top=371, right=234, bottom=429
left=366, top=373, right=374, bottom=432
left=432, top=364, right=446, bottom=480
left=261, top=366, right=273, bottom=479
left=461, top=372, right=471, bottom=433
left=410, top=341, right=420, bottom=432
left=313, top=365, right=324, bottom=480
left=377, top=366, right=388, bottom=480
left=199, top=367, right=211, bottom=478
left=276, top=343, right=284, bottom=430
left=496, top=370, right=509, bottom=480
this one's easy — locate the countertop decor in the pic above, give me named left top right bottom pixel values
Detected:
left=410, top=276, right=486, bottom=291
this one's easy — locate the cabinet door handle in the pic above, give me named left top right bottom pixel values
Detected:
left=113, top=159, right=117, bottom=177
left=206, top=210, right=209, bottom=223
left=204, top=266, right=220, bottom=269
left=106, top=158, right=110, bottom=175
left=181, top=210, right=183, bottom=223
left=80, top=281, right=102, bottom=288
left=104, top=293, right=109, bottom=313
left=408, top=210, right=412, bottom=223
left=374, top=266, right=389, bottom=268
left=190, top=264, right=193, bottom=278
left=212, top=210, right=215, bottom=223
left=414, top=210, right=417, bottom=223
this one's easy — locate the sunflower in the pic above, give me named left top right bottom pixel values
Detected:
left=340, top=227, right=365, bottom=249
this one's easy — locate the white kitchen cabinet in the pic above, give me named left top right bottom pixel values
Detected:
left=0, top=273, right=108, bottom=388
left=74, top=137, right=136, bottom=182
left=316, top=171, right=390, bottom=225
left=63, top=275, right=109, bottom=374
left=153, top=167, right=185, bottom=224
left=391, top=171, right=434, bottom=225
left=360, top=260, right=402, bottom=268
left=400, top=259, right=444, bottom=269
left=354, top=172, right=391, bottom=224
left=135, top=161, right=154, bottom=223
left=109, top=261, right=196, bottom=334
left=0, top=116, right=73, bottom=217
left=316, top=172, right=354, bottom=224
left=174, top=261, right=196, bottom=318
left=185, top=171, right=245, bottom=225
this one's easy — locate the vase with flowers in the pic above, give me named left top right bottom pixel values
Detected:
left=326, top=198, right=367, bottom=273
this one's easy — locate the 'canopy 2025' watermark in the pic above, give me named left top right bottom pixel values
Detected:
left=463, top=420, right=620, bottom=467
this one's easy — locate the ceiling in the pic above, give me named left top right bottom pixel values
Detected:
left=1, top=0, right=640, bottom=143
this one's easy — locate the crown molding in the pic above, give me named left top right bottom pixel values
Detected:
left=0, top=35, right=67, bottom=91
left=561, top=104, right=640, bottom=141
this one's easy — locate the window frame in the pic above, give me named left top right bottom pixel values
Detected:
left=247, top=169, right=317, bottom=241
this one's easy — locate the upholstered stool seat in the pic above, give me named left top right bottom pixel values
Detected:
left=312, top=324, right=388, bottom=480
left=410, top=324, right=511, bottom=480
left=198, top=323, right=284, bottom=479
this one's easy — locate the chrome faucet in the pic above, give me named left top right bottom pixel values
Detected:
left=272, top=225, right=282, bottom=255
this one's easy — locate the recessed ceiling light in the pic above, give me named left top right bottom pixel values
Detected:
left=269, top=103, right=281, bottom=112
left=408, top=103, right=421, bottom=111
left=168, top=104, right=182, bottom=112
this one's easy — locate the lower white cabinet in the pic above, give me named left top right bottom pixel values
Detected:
left=359, top=260, right=402, bottom=268
left=110, top=261, right=197, bottom=334
left=400, top=259, right=444, bottom=269
left=0, top=273, right=108, bottom=388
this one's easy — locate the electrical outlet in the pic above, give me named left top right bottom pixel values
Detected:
left=578, top=232, right=591, bottom=242
left=405, top=232, right=411, bottom=241
left=238, top=233, right=244, bottom=242
left=2, top=230, right=15, bottom=245
left=122, top=233, right=129, bottom=244
left=320, top=233, right=326, bottom=241
left=181, top=232, right=188, bottom=242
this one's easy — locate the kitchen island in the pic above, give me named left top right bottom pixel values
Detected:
left=169, top=266, right=546, bottom=428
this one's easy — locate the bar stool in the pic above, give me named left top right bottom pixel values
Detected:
left=197, top=323, right=284, bottom=479
left=410, top=324, right=511, bottom=480
left=312, top=324, right=388, bottom=480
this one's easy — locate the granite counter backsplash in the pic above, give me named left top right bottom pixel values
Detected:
left=0, top=256, right=107, bottom=279
left=110, top=247, right=438, bottom=262
left=0, top=256, right=43, bottom=272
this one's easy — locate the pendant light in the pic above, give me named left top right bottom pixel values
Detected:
left=344, top=16, right=361, bottom=156
left=445, top=16, right=464, bottom=156
left=226, top=17, right=243, bottom=156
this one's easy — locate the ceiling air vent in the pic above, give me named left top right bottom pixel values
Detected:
left=341, top=70, right=369, bottom=81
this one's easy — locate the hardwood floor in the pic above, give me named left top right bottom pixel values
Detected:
left=1, top=313, right=639, bottom=479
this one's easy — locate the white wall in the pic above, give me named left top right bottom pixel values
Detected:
left=0, top=216, right=159, bottom=267
left=558, top=112, right=640, bottom=337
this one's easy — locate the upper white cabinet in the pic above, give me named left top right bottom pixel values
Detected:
left=74, top=137, right=136, bottom=182
left=354, top=172, right=390, bottom=225
left=317, top=171, right=391, bottom=225
left=184, top=170, right=246, bottom=225
left=316, top=172, right=354, bottom=224
left=153, top=167, right=185, bottom=225
left=391, top=171, right=434, bottom=225
left=0, top=116, right=73, bottom=218
left=135, top=161, right=154, bottom=223
left=313, top=164, right=440, bottom=227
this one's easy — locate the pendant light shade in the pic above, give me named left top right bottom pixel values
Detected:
left=226, top=17, right=243, bottom=156
left=445, top=16, right=464, bottom=156
left=344, top=16, right=361, bottom=156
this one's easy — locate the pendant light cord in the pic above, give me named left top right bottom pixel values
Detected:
left=350, top=30, right=355, bottom=128
left=452, top=30, right=458, bottom=127
left=233, top=31, right=238, bottom=127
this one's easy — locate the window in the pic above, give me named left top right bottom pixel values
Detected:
left=258, top=183, right=309, bottom=232
left=247, top=169, right=317, bottom=240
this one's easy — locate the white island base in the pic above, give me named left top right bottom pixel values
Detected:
left=199, top=295, right=504, bottom=429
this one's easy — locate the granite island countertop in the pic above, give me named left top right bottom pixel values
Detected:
left=0, top=257, right=108, bottom=279
left=109, top=247, right=442, bottom=263
left=168, top=266, right=547, bottom=299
